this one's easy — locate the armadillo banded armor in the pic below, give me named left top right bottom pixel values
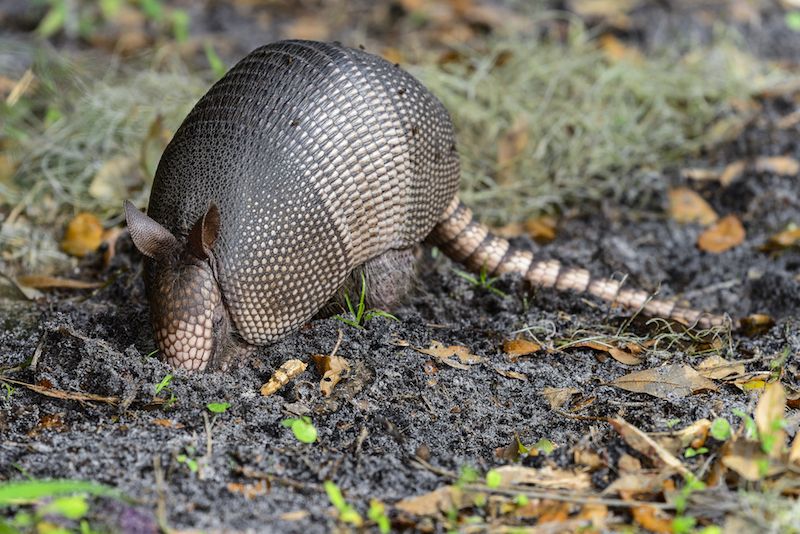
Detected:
left=147, top=41, right=460, bottom=343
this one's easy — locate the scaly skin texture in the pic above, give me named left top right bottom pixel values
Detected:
left=126, top=40, right=728, bottom=371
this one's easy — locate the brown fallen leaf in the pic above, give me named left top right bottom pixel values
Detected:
left=503, top=338, right=542, bottom=357
left=415, top=341, right=483, bottom=370
left=731, top=371, right=772, bottom=392
left=608, top=346, right=644, bottom=366
left=279, top=510, right=310, bottom=522
left=651, top=419, right=711, bottom=456
left=395, top=486, right=460, bottom=516
left=681, top=168, right=719, bottom=182
left=631, top=504, right=673, bottom=534
left=88, top=155, right=135, bottom=202
left=312, top=353, right=350, bottom=397
left=226, top=480, right=269, bottom=500
left=739, top=313, right=775, bottom=336
left=697, top=214, right=745, bottom=253
left=603, top=472, right=666, bottom=496
left=618, top=453, right=642, bottom=473
left=541, top=387, right=580, bottom=410
left=760, top=226, right=800, bottom=252
left=721, top=439, right=779, bottom=481
left=719, top=160, right=746, bottom=186
left=790, top=433, right=800, bottom=465
left=524, top=215, right=558, bottom=244
left=494, top=368, right=528, bottom=381
left=573, top=447, right=605, bottom=470
left=152, top=418, right=185, bottom=429
left=16, top=275, right=103, bottom=290
left=754, top=155, right=800, bottom=176
left=754, top=382, right=786, bottom=459
left=62, top=212, right=104, bottom=257
left=609, top=417, right=691, bottom=477
left=496, top=117, right=529, bottom=184
left=697, top=355, right=746, bottom=380
left=492, top=465, right=591, bottom=490
left=260, top=359, right=308, bottom=396
left=668, top=187, right=718, bottom=225
left=610, top=364, right=717, bottom=399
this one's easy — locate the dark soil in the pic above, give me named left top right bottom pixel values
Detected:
left=1, top=2, right=800, bottom=532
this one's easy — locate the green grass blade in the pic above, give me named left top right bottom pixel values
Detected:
left=0, top=480, right=121, bottom=506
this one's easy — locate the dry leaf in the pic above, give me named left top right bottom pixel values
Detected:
left=497, top=117, right=529, bottom=184
left=62, top=213, right=104, bottom=257
left=395, top=486, right=459, bottom=516
left=16, top=275, right=103, bottom=290
left=260, top=359, right=308, bottom=396
left=754, top=156, right=800, bottom=176
left=541, top=387, right=580, bottom=410
left=279, top=510, right=310, bottom=521
left=568, top=0, right=636, bottom=28
left=697, top=215, right=745, bottom=253
left=226, top=480, right=269, bottom=500
left=415, top=341, right=483, bottom=370
left=697, top=355, right=746, bottom=380
left=719, top=160, right=745, bottom=186
left=311, top=354, right=350, bottom=396
left=608, top=346, right=643, bottom=366
left=524, top=216, right=557, bottom=244
left=610, top=364, right=717, bottom=399
left=739, top=313, right=775, bottom=336
left=599, top=34, right=642, bottom=62
left=492, top=465, right=590, bottom=490
left=681, top=168, right=719, bottom=182
left=618, top=453, right=642, bottom=472
left=790, top=433, right=800, bottom=465
left=573, top=447, right=605, bottom=469
left=651, top=419, right=711, bottom=456
left=754, top=382, right=786, bottom=459
left=631, top=505, right=673, bottom=534
left=494, top=368, right=528, bottom=381
left=88, top=155, right=135, bottom=202
left=609, top=417, right=692, bottom=477
left=152, top=418, right=184, bottom=429
left=721, top=439, right=776, bottom=481
left=668, top=187, right=718, bottom=225
left=760, top=226, right=800, bottom=252
left=503, top=338, right=542, bottom=356
left=603, top=472, right=668, bottom=496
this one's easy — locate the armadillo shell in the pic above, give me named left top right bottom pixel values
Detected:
left=147, top=40, right=460, bottom=344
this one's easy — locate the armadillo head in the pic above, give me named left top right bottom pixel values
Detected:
left=124, top=201, right=230, bottom=371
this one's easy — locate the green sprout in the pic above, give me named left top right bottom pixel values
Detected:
left=176, top=446, right=199, bottom=473
left=206, top=402, right=230, bottom=414
left=334, top=273, right=398, bottom=329
left=281, top=416, right=318, bottom=444
left=710, top=418, right=732, bottom=441
left=453, top=267, right=508, bottom=298
left=367, top=499, right=390, bottom=534
left=324, top=481, right=362, bottom=527
left=154, top=373, right=176, bottom=408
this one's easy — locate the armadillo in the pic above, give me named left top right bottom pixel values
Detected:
left=124, top=40, right=727, bottom=371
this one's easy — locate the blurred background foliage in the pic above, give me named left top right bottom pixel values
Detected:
left=0, top=0, right=798, bottom=273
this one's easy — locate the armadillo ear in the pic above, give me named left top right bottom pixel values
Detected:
left=188, top=202, right=220, bottom=260
left=124, top=200, right=178, bottom=259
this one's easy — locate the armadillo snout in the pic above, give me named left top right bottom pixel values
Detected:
left=149, top=262, right=224, bottom=372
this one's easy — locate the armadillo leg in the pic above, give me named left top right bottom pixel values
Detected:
left=428, top=197, right=730, bottom=329
left=316, top=247, right=419, bottom=318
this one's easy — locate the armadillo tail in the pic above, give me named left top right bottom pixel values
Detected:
left=428, top=198, right=729, bottom=329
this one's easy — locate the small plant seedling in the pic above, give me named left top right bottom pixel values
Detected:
left=710, top=418, right=731, bottom=441
left=452, top=266, right=508, bottom=298
left=485, top=469, right=502, bottom=488
left=204, top=41, right=227, bottom=79
left=367, top=499, right=390, bottom=533
left=324, top=481, right=362, bottom=527
left=176, top=447, right=199, bottom=473
left=281, top=416, right=318, bottom=444
left=2, top=383, right=14, bottom=400
left=206, top=402, right=230, bottom=414
left=154, top=373, right=177, bottom=407
left=684, top=447, right=708, bottom=458
left=334, top=273, right=398, bottom=329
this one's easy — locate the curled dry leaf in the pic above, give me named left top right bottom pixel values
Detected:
left=62, top=212, right=104, bottom=257
left=721, top=439, right=778, bottom=481
left=754, top=155, right=800, bottom=176
left=602, top=472, right=669, bottom=497
left=260, top=359, right=308, bottom=396
left=754, top=382, right=786, bottom=459
left=494, top=368, right=528, bottom=381
left=739, top=313, right=775, bottom=336
left=395, top=486, right=460, bottom=517
left=631, top=505, right=673, bottom=534
left=760, top=226, right=800, bottom=252
left=503, top=338, right=542, bottom=357
left=697, top=355, right=746, bottom=380
left=610, top=363, right=717, bottom=400
left=226, top=480, right=269, bottom=500
left=719, top=160, right=746, bottom=186
left=697, top=214, right=746, bottom=254
left=609, top=417, right=692, bottom=477
left=541, top=387, right=580, bottom=410
left=415, top=340, right=483, bottom=370
left=573, top=447, right=605, bottom=470
left=524, top=215, right=558, bottom=244
left=573, top=340, right=643, bottom=365
left=152, top=418, right=184, bottom=429
left=668, top=187, right=718, bottom=225
left=311, top=354, right=350, bottom=397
